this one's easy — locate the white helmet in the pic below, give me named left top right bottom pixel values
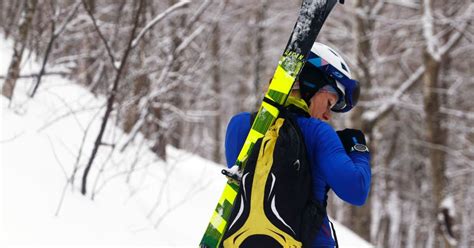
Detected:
left=298, top=42, right=360, bottom=112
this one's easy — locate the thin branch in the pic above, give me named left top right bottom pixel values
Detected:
left=46, top=135, right=69, bottom=179
left=125, top=137, right=147, bottom=183
left=0, top=131, right=26, bottom=143
left=93, top=161, right=156, bottom=196
left=56, top=108, right=102, bottom=216
left=438, top=21, right=471, bottom=58
left=55, top=180, right=70, bottom=216
left=91, top=142, right=115, bottom=200
left=422, top=0, right=440, bottom=60
left=186, top=0, right=213, bottom=28
left=362, top=66, right=425, bottom=129
left=120, top=0, right=214, bottom=154
left=440, top=107, right=474, bottom=121
left=410, top=139, right=473, bottom=167
left=131, top=0, right=191, bottom=49
left=370, top=0, right=386, bottom=18
left=384, top=0, right=420, bottom=9
left=81, top=0, right=145, bottom=195
left=175, top=25, right=206, bottom=54
left=0, top=72, right=69, bottom=79
left=30, top=22, right=56, bottom=97
left=71, top=106, right=104, bottom=186
left=81, top=0, right=117, bottom=69
left=37, top=104, right=104, bottom=132
left=54, top=1, right=82, bottom=37
left=119, top=113, right=147, bottom=152
left=43, top=90, right=88, bottom=132
left=30, top=1, right=81, bottom=97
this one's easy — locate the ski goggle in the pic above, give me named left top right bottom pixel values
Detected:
left=324, top=66, right=360, bottom=113
left=305, top=57, right=360, bottom=113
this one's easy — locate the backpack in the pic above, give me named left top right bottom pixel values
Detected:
left=222, top=108, right=326, bottom=248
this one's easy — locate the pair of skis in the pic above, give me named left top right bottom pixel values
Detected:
left=200, top=1, right=343, bottom=247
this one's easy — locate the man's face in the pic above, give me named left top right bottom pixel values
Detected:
left=308, top=90, right=338, bottom=121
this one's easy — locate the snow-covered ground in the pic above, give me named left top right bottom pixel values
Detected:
left=0, top=35, right=373, bottom=247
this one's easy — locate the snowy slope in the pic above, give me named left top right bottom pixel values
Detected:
left=0, top=35, right=372, bottom=248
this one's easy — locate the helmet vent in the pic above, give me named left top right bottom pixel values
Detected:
left=329, top=49, right=339, bottom=57
left=341, top=62, right=348, bottom=72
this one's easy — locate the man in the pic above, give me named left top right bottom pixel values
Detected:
left=224, top=42, right=371, bottom=247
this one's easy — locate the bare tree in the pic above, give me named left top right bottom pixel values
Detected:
left=211, top=13, right=222, bottom=163
left=421, top=0, right=471, bottom=247
left=30, top=0, right=81, bottom=97
left=81, top=0, right=145, bottom=195
left=1, top=1, right=473, bottom=245
left=2, top=0, right=37, bottom=101
left=343, top=0, right=379, bottom=242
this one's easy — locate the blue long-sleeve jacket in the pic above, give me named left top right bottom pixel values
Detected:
left=225, top=111, right=371, bottom=247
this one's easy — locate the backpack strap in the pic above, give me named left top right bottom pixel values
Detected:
left=285, top=104, right=310, bottom=118
left=263, top=97, right=285, bottom=113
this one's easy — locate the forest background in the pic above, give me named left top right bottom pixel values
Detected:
left=1, top=0, right=473, bottom=247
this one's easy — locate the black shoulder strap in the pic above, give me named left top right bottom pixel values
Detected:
left=263, top=97, right=285, bottom=113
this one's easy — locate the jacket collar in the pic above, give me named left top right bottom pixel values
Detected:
left=285, top=96, right=310, bottom=116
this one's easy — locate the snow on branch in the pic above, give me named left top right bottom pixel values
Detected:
left=411, top=139, right=473, bottom=168
left=131, top=0, right=191, bottom=49
left=438, top=196, right=458, bottom=246
left=81, top=0, right=117, bottom=70
left=438, top=11, right=472, bottom=57
left=440, top=107, right=474, bottom=121
left=422, top=0, right=440, bottom=60
left=370, top=1, right=386, bottom=18
left=53, top=1, right=81, bottom=37
left=186, top=0, right=212, bottom=27
left=81, top=0, right=145, bottom=195
left=385, top=0, right=420, bottom=9
left=362, top=66, right=425, bottom=128
left=30, top=1, right=82, bottom=97
left=176, top=25, right=206, bottom=54
left=423, top=0, right=472, bottom=61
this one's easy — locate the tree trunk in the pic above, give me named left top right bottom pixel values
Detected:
left=3, top=1, right=22, bottom=39
left=422, top=50, right=449, bottom=248
left=30, top=21, right=55, bottom=97
left=2, top=0, right=37, bottom=101
left=253, top=0, right=268, bottom=110
left=421, top=0, right=450, bottom=246
left=168, top=0, right=186, bottom=149
left=345, top=0, right=373, bottom=243
left=212, top=20, right=222, bottom=163
left=150, top=105, right=167, bottom=161
left=81, top=0, right=144, bottom=195
left=78, top=0, right=96, bottom=89
left=124, top=73, right=150, bottom=133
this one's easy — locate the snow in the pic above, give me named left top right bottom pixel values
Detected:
left=0, top=35, right=372, bottom=247
left=441, top=196, right=456, bottom=217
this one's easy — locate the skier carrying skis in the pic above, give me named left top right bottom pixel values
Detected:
left=223, top=42, right=371, bottom=248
